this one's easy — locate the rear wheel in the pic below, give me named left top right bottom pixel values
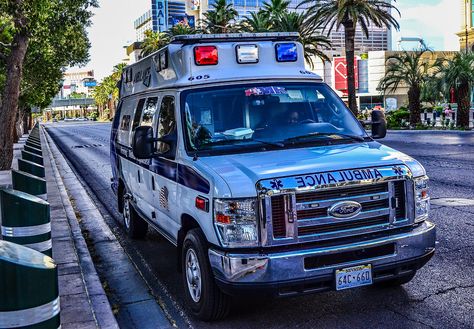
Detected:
left=182, top=229, right=230, bottom=321
left=375, top=272, right=416, bottom=288
left=122, top=192, right=148, bottom=239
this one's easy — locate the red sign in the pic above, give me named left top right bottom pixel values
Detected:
left=334, top=57, right=359, bottom=95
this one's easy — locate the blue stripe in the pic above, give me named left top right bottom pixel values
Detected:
left=116, top=145, right=210, bottom=194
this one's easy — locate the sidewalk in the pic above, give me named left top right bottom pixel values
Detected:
left=40, top=127, right=119, bottom=328
left=42, top=126, right=174, bottom=328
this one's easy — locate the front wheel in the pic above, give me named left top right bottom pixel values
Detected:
left=122, top=192, right=148, bottom=239
left=182, top=229, right=230, bottom=321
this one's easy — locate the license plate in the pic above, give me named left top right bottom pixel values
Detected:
left=335, top=264, right=372, bottom=291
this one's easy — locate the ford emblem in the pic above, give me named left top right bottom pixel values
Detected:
left=328, top=201, right=362, bottom=218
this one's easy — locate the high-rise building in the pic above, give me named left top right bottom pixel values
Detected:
left=134, top=0, right=193, bottom=42
left=457, top=0, right=474, bottom=51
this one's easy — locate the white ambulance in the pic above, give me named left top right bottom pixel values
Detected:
left=110, top=33, right=435, bottom=321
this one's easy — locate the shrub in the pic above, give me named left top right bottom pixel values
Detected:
left=386, top=109, right=410, bottom=129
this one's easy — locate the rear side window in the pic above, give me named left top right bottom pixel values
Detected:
left=117, top=98, right=138, bottom=146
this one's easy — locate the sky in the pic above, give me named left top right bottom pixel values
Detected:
left=79, top=0, right=462, bottom=81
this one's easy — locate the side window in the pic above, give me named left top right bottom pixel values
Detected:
left=117, top=97, right=137, bottom=146
left=132, top=98, right=146, bottom=131
left=119, top=115, right=131, bottom=131
left=156, top=96, right=176, bottom=153
left=140, top=97, right=158, bottom=127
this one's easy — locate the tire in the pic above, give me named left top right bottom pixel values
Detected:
left=122, top=191, right=148, bottom=239
left=375, top=272, right=416, bottom=288
left=182, top=229, right=230, bottom=321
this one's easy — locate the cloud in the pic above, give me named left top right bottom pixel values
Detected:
left=394, top=0, right=461, bottom=51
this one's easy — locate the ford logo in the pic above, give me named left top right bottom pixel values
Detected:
left=328, top=201, right=362, bottom=218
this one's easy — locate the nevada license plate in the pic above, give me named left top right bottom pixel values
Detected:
left=335, top=264, right=373, bottom=291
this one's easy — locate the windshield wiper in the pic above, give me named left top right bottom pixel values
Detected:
left=199, top=138, right=284, bottom=148
left=284, top=132, right=365, bottom=143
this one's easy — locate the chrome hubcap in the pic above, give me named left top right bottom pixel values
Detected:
left=185, top=249, right=202, bottom=303
left=123, top=197, right=131, bottom=229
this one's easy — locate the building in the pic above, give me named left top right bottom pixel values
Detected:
left=457, top=0, right=474, bottom=51
left=134, top=0, right=192, bottom=42
left=60, top=70, right=97, bottom=99
left=134, top=10, right=153, bottom=42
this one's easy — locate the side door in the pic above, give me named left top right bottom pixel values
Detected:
left=148, top=95, right=180, bottom=237
left=133, top=96, right=160, bottom=219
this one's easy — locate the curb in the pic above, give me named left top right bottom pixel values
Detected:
left=42, top=126, right=174, bottom=329
left=387, top=130, right=474, bottom=134
left=40, top=126, right=119, bottom=329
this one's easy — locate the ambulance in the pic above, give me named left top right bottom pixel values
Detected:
left=110, top=33, right=435, bottom=321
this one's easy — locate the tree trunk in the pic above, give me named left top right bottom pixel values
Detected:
left=0, top=32, right=29, bottom=170
left=457, top=81, right=470, bottom=129
left=343, top=22, right=358, bottom=116
left=408, top=85, right=422, bottom=126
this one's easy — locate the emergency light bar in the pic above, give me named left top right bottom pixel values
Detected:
left=171, top=32, right=299, bottom=44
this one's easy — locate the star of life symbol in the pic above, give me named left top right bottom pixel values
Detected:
left=270, top=179, right=283, bottom=190
left=392, top=166, right=404, bottom=176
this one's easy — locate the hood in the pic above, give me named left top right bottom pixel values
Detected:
left=198, top=141, right=426, bottom=197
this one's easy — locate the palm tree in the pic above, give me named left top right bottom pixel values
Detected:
left=201, top=0, right=238, bottom=34
left=379, top=48, right=440, bottom=126
left=262, top=0, right=290, bottom=19
left=441, top=52, right=474, bottom=129
left=166, top=22, right=198, bottom=37
left=273, top=11, right=330, bottom=68
left=140, top=30, right=170, bottom=57
left=300, top=0, right=400, bottom=115
left=241, top=11, right=272, bottom=32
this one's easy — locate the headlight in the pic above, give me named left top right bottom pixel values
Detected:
left=214, top=198, right=258, bottom=247
left=414, top=176, right=430, bottom=223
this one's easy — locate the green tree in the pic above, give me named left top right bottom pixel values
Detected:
left=0, top=0, right=97, bottom=170
left=273, top=11, right=330, bottom=67
left=241, top=11, right=272, bottom=33
left=141, top=30, right=170, bottom=57
left=166, top=22, right=198, bottom=37
left=201, top=0, right=239, bottom=33
left=300, top=0, right=400, bottom=115
left=378, top=49, right=439, bottom=126
left=440, top=52, right=474, bottom=129
left=262, top=0, right=290, bottom=20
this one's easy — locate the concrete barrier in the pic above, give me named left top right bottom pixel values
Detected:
left=0, top=240, right=60, bottom=328
left=11, top=170, right=47, bottom=200
left=0, top=189, right=52, bottom=256
left=21, top=150, right=44, bottom=166
left=24, top=145, right=43, bottom=156
left=18, top=159, right=46, bottom=178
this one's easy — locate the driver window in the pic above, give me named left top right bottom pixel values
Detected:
left=156, top=96, right=176, bottom=153
left=140, top=97, right=158, bottom=127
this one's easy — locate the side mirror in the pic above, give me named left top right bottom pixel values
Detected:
left=132, top=126, right=155, bottom=159
left=371, top=110, right=387, bottom=139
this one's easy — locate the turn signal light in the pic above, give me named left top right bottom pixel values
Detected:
left=194, top=46, right=218, bottom=65
left=216, top=213, right=231, bottom=224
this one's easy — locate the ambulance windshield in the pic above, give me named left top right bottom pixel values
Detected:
left=182, top=83, right=368, bottom=155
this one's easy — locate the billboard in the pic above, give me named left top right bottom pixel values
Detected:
left=169, top=14, right=195, bottom=28
left=84, top=80, right=97, bottom=88
left=152, top=0, right=168, bottom=32
left=334, top=57, right=359, bottom=95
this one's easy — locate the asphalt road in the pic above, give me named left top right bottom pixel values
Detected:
left=46, top=122, right=474, bottom=329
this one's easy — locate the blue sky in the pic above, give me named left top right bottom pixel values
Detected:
left=83, top=0, right=462, bottom=80
left=393, top=0, right=461, bottom=51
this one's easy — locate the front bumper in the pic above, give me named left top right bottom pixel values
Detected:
left=209, top=221, right=436, bottom=297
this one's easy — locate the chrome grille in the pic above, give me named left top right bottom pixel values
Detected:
left=268, top=181, right=409, bottom=243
